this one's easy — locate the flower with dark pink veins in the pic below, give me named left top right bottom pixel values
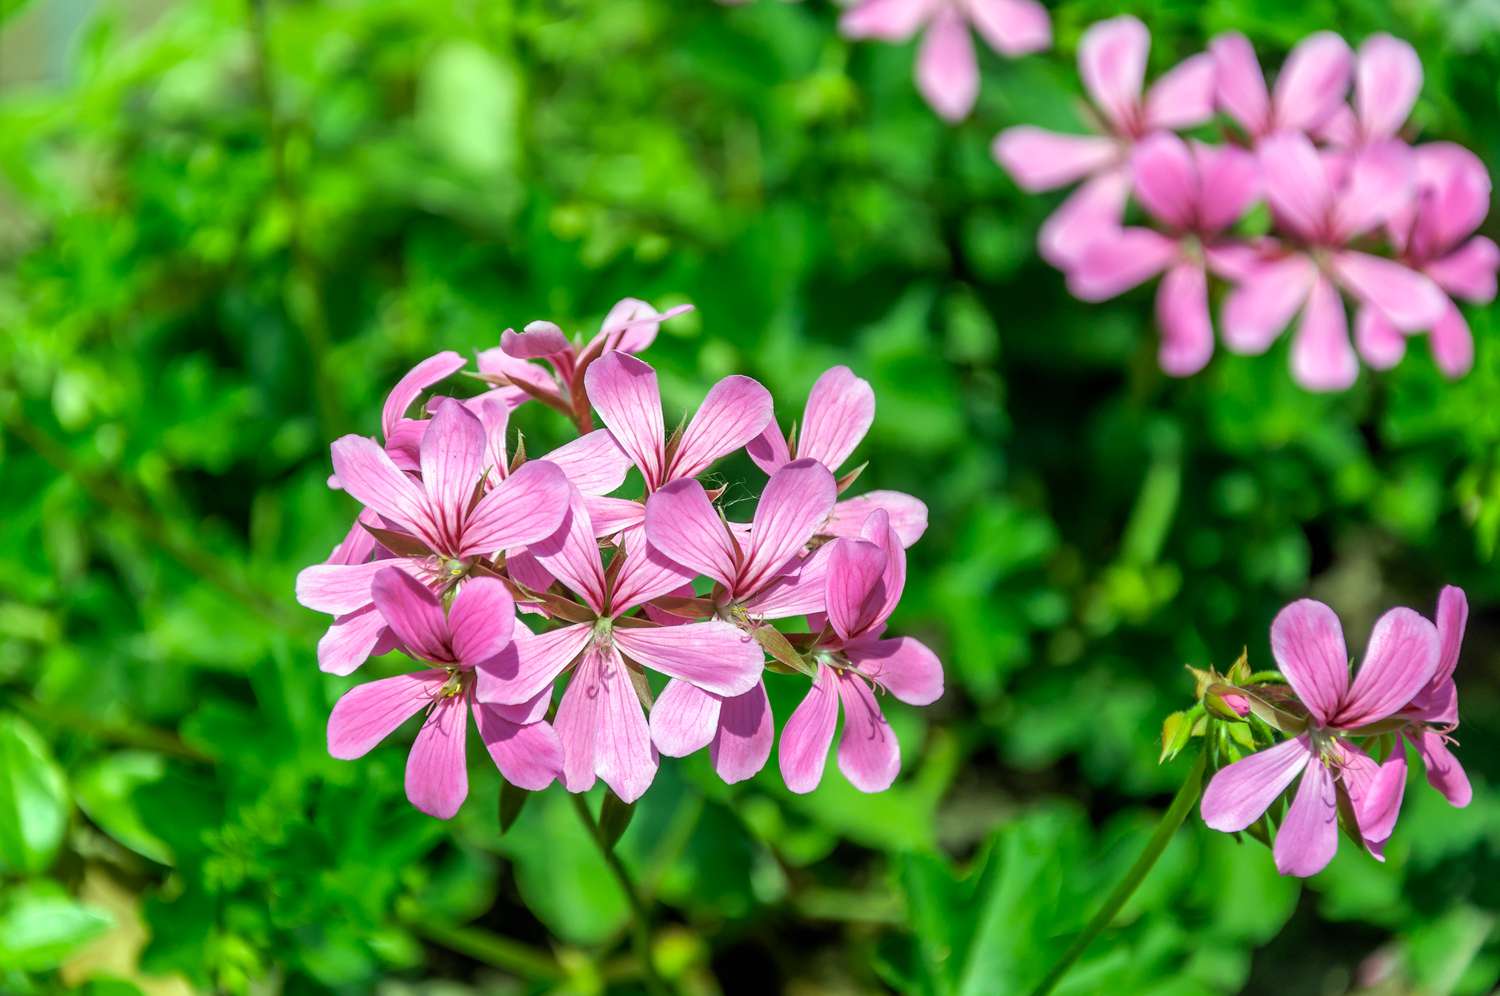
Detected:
left=1220, top=133, right=1447, bottom=391
left=1069, top=133, right=1261, bottom=377
left=839, top=0, right=1051, bottom=123
left=327, top=569, right=562, bottom=819
left=993, top=15, right=1215, bottom=267
left=643, top=459, right=838, bottom=783
left=1200, top=599, right=1439, bottom=877
left=778, top=509, right=944, bottom=794
left=1209, top=31, right=1352, bottom=143
left=477, top=494, right=765, bottom=802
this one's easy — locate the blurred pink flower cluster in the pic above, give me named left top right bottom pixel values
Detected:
left=993, top=18, right=1498, bottom=389
left=296, top=301, right=942, bottom=818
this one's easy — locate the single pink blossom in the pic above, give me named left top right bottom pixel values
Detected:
left=477, top=494, right=765, bottom=802
left=1316, top=34, right=1422, bottom=151
left=747, top=365, right=928, bottom=547
left=1200, top=599, right=1440, bottom=876
left=839, top=0, right=1051, bottom=122
left=643, top=459, right=838, bottom=782
left=1220, top=133, right=1447, bottom=391
left=1209, top=31, right=1353, bottom=142
left=327, top=569, right=562, bottom=819
left=993, top=16, right=1215, bottom=266
left=778, top=510, right=943, bottom=794
left=1069, top=134, right=1261, bottom=376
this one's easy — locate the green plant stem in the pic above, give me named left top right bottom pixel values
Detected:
left=569, top=792, right=670, bottom=996
left=404, top=918, right=563, bottom=981
left=1027, top=749, right=1208, bottom=996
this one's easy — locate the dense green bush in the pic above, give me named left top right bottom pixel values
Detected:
left=1, top=0, right=1497, bottom=992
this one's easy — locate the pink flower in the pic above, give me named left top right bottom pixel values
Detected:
left=839, top=0, right=1051, bottom=122
left=1358, top=144, right=1499, bottom=377
left=328, top=351, right=467, bottom=489
left=1386, top=586, right=1473, bottom=808
left=1200, top=599, right=1440, bottom=876
left=747, top=365, right=928, bottom=547
left=1316, top=35, right=1422, bottom=151
left=1069, top=134, right=1261, bottom=376
left=327, top=569, right=563, bottom=819
left=477, top=494, right=765, bottom=802
left=1209, top=31, right=1353, bottom=142
left=1220, top=133, right=1447, bottom=391
left=993, top=16, right=1215, bottom=266
left=643, top=459, right=839, bottom=782
left=778, top=510, right=944, bottom=794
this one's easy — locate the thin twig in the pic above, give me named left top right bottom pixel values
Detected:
left=404, top=917, right=564, bottom=982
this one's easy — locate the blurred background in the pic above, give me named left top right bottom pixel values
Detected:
left=2, top=0, right=1499, bottom=993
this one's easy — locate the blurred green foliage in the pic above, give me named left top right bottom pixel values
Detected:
left=1, top=0, right=1498, bottom=992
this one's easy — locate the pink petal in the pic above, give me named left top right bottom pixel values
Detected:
left=1194, top=142, right=1261, bottom=233
left=1348, top=742, right=1406, bottom=844
left=468, top=395, right=510, bottom=476
left=741, top=459, right=838, bottom=595
left=825, top=537, right=889, bottom=642
left=501, top=320, right=571, bottom=360
left=1333, top=141, right=1415, bottom=241
left=296, top=559, right=390, bottom=615
left=1273, top=758, right=1339, bottom=877
left=372, top=567, right=452, bottom=663
left=1429, top=301, right=1475, bottom=379
left=1355, top=34, right=1422, bottom=141
left=859, top=508, right=907, bottom=625
left=826, top=491, right=929, bottom=547
left=1209, top=33, right=1270, bottom=136
left=1354, top=305, right=1406, bottom=370
left=613, top=620, right=763, bottom=697
left=448, top=576, right=516, bottom=667
left=643, top=479, right=739, bottom=589
left=1411, top=144, right=1493, bottom=259
left=474, top=700, right=562, bottom=791
left=611, top=524, right=698, bottom=615
left=1221, top=253, right=1316, bottom=354
left=1068, top=228, right=1178, bottom=301
left=330, top=434, right=439, bottom=549
left=915, top=8, right=979, bottom=123
left=1038, top=169, right=1131, bottom=269
left=592, top=299, right=693, bottom=356
left=746, top=421, right=793, bottom=476
left=848, top=636, right=943, bottom=705
left=835, top=674, right=902, bottom=792
left=555, top=645, right=657, bottom=802
left=1201, top=735, right=1313, bottom=832
left=1425, top=237, right=1500, bottom=303
left=505, top=546, right=555, bottom=597
left=668, top=375, right=775, bottom=482
left=838, top=0, right=934, bottom=40
left=1156, top=261, right=1214, bottom=377
left=1290, top=274, right=1358, bottom=393
left=778, top=663, right=841, bottom=794
left=461, top=458, right=572, bottom=558
left=1333, top=251, right=1447, bottom=331
left=1129, top=133, right=1197, bottom=229
left=542, top=430, right=634, bottom=496
left=318, top=604, right=397, bottom=676
left=420, top=402, right=487, bottom=549
left=1334, top=607, right=1439, bottom=728
left=406, top=694, right=469, bottom=819
left=584, top=352, right=666, bottom=488
left=963, top=0, right=1050, bottom=57
left=742, top=542, right=834, bottom=619
left=382, top=351, right=466, bottom=441
left=1272, top=31, right=1353, bottom=134
left=991, top=127, right=1119, bottom=193
left=328, top=670, right=444, bottom=759
left=1078, top=15, right=1149, bottom=133
left=475, top=347, right=563, bottom=406
left=710, top=682, right=774, bottom=784
left=648, top=678, right=720, bottom=757
left=1413, top=729, right=1471, bottom=807
left=476, top=621, right=592, bottom=706
left=1143, top=52, right=1217, bottom=131
left=584, top=495, right=648, bottom=538
left=1258, top=133, right=1333, bottom=242
left=529, top=496, right=608, bottom=614
left=799, top=366, right=875, bottom=474
left=1270, top=599, right=1350, bottom=726
left=1434, top=585, right=1468, bottom=687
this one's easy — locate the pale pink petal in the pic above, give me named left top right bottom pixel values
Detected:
left=1291, top=274, right=1358, bottom=393
left=460, top=459, right=572, bottom=558
left=476, top=347, right=563, bottom=406
left=1201, top=736, right=1313, bottom=832
left=711, top=682, right=774, bottom=784
left=1411, top=144, right=1493, bottom=258
left=420, top=402, right=487, bottom=548
left=778, top=663, right=841, bottom=794
left=542, top=430, right=634, bottom=496
left=593, top=299, right=693, bottom=356
left=529, top=496, right=608, bottom=614
left=476, top=621, right=592, bottom=706
left=1038, top=169, right=1131, bottom=268
left=848, top=636, right=943, bottom=705
left=835, top=674, right=901, bottom=792
left=826, top=491, right=929, bottom=547
left=1335, top=607, right=1439, bottom=728
left=610, top=525, right=698, bottom=615
left=1333, top=251, right=1447, bottom=331
left=916, top=8, right=979, bottom=123
left=1354, top=305, right=1406, bottom=370
left=963, top=0, right=1050, bottom=57
left=1143, top=52, right=1217, bottom=130
left=328, top=670, right=444, bottom=759
left=1156, top=261, right=1214, bottom=377
left=1333, top=140, right=1414, bottom=241
left=371, top=567, right=452, bottom=663
left=668, top=375, right=775, bottom=482
left=1258, top=133, right=1333, bottom=242
left=448, top=576, right=516, bottom=667
left=324, top=508, right=380, bottom=565
left=643, top=479, right=739, bottom=589
left=500, top=321, right=571, bottom=360
left=838, top=0, right=934, bottom=40
left=1078, top=15, right=1149, bottom=133
left=1317, top=105, right=1360, bottom=147
left=1130, top=133, right=1197, bottom=229
left=742, top=543, right=834, bottom=619
left=296, top=559, right=390, bottom=615
left=1408, top=677, right=1458, bottom=728
left=1209, top=33, right=1270, bottom=136
left=859, top=508, right=907, bottom=627
left=406, top=694, right=469, bottom=819
left=318, top=605, right=397, bottom=676
left=1272, top=31, right=1353, bottom=134
left=990, top=127, right=1120, bottom=192
left=330, top=435, right=439, bottom=548
left=584, top=352, right=666, bottom=488
left=741, top=460, right=838, bottom=595
left=1274, top=758, right=1339, bottom=876
left=799, top=367, right=875, bottom=473
left=1355, top=35, right=1422, bottom=141
left=1435, top=585, right=1468, bottom=687
left=556, top=645, right=657, bottom=802
left=1068, top=228, right=1177, bottom=301
left=1428, top=302, right=1475, bottom=379
left=746, top=422, right=793, bottom=476
left=613, top=620, right=763, bottom=697
left=1351, top=743, right=1406, bottom=844
left=825, top=537, right=889, bottom=642
left=1413, top=729, right=1471, bottom=807
left=1221, top=254, right=1316, bottom=354
left=1271, top=599, right=1350, bottom=726
left=505, top=547, right=556, bottom=598
left=1195, top=142, right=1261, bottom=233
left=383, top=351, right=466, bottom=441
left=474, top=700, right=562, bottom=791
left=1425, top=238, right=1500, bottom=302
left=648, top=678, right=721, bottom=757
left=466, top=395, right=509, bottom=476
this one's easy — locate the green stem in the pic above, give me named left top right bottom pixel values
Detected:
left=404, top=918, right=563, bottom=981
left=1026, top=749, right=1207, bottom=996
left=569, top=792, right=670, bottom=996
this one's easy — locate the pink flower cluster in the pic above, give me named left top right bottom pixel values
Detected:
left=296, top=301, right=942, bottom=817
left=1200, top=588, right=1471, bottom=877
left=993, top=18, right=1498, bottom=390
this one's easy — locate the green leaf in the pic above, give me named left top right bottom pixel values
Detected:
left=0, top=714, right=69, bottom=874
left=0, top=880, right=112, bottom=971
left=73, top=751, right=174, bottom=864
left=498, top=781, right=530, bottom=835
left=598, top=788, right=635, bottom=850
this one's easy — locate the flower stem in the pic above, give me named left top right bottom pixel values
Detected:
left=1026, top=749, right=1207, bottom=996
left=569, top=792, right=670, bottom=996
